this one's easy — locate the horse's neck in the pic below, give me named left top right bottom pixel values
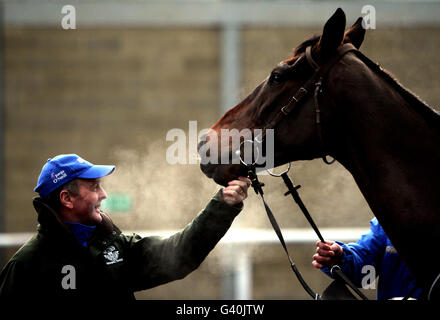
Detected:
left=338, top=107, right=440, bottom=218
left=332, top=68, right=440, bottom=289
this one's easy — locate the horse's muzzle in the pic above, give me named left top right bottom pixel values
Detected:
left=198, top=135, right=247, bottom=186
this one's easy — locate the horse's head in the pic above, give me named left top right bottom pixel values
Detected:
left=199, top=8, right=366, bottom=186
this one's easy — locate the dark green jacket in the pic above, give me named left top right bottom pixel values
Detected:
left=0, top=190, right=242, bottom=300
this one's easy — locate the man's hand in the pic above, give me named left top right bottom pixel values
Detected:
left=222, top=177, right=251, bottom=206
left=312, top=240, right=344, bottom=269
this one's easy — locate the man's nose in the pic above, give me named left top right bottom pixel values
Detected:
left=99, top=186, right=107, bottom=200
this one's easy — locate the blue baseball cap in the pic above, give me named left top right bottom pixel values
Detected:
left=34, top=154, right=115, bottom=198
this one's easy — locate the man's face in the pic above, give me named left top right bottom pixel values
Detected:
left=70, top=178, right=107, bottom=225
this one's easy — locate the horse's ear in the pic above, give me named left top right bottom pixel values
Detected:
left=317, top=8, right=346, bottom=59
left=344, top=17, right=366, bottom=49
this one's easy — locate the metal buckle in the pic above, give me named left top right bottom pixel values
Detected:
left=299, top=87, right=308, bottom=95
left=282, top=87, right=308, bottom=115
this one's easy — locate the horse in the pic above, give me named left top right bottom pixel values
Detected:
left=198, top=8, right=440, bottom=299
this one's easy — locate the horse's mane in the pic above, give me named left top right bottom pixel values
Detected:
left=354, top=51, right=440, bottom=131
left=293, top=35, right=440, bottom=130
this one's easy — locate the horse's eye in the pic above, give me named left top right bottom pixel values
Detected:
left=270, top=72, right=283, bottom=84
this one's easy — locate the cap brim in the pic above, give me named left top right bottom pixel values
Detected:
left=77, top=165, right=115, bottom=180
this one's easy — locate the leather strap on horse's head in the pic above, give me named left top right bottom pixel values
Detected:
left=247, top=43, right=359, bottom=166
left=305, top=43, right=359, bottom=164
left=308, top=43, right=359, bottom=77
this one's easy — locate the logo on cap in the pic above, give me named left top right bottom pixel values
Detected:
left=51, top=170, right=67, bottom=184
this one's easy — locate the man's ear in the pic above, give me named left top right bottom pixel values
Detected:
left=60, top=190, right=74, bottom=209
left=317, top=8, right=346, bottom=60
left=344, top=17, right=366, bottom=49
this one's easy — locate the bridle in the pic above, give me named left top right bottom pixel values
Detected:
left=252, top=42, right=359, bottom=165
left=239, top=43, right=370, bottom=300
left=239, top=42, right=424, bottom=300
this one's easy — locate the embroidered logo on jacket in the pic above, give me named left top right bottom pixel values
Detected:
left=385, top=245, right=397, bottom=254
left=103, top=246, right=123, bottom=265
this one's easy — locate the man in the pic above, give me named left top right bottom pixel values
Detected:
left=0, top=154, right=250, bottom=299
left=312, top=218, right=421, bottom=300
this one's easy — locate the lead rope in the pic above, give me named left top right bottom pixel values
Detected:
left=247, top=163, right=368, bottom=300
left=278, top=168, right=368, bottom=300
left=247, top=166, right=320, bottom=300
